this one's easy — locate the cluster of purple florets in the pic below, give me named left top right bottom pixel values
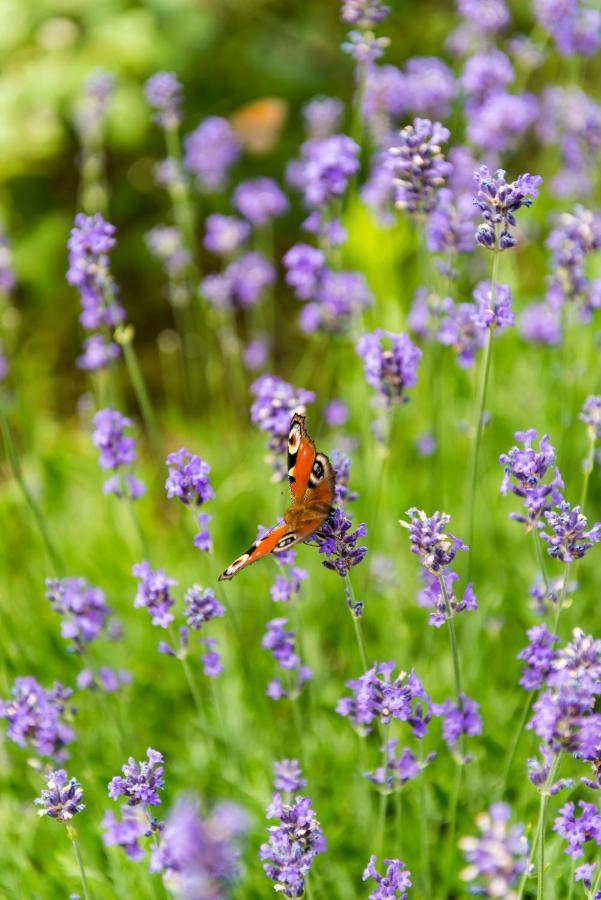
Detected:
left=67, top=213, right=124, bottom=372
left=92, top=408, right=145, bottom=500
left=260, top=792, right=326, bottom=898
left=46, top=577, right=109, bottom=652
left=262, top=618, right=313, bottom=700
left=0, top=676, right=75, bottom=760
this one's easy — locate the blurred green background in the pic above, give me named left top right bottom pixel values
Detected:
left=0, top=1, right=600, bottom=898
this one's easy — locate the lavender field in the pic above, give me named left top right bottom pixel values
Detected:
left=0, top=0, right=600, bottom=897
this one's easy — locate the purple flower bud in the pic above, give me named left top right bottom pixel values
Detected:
left=108, top=747, right=164, bottom=807
left=184, top=117, right=242, bottom=192
left=132, top=561, right=177, bottom=628
left=260, top=793, right=326, bottom=897
left=363, top=855, right=412, bottom=899
left=35, top=769, right=85, bottom=822
left=144, top=72, right=182, bottom=129
left=357, top=329, right=421, bottom=405
left=386, top=118, right=452, bottom=215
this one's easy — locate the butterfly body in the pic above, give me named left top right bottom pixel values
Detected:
left=219, top=414, right=335, bottom=581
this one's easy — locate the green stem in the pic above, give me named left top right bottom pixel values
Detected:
left=444, top=762, right=463, bottom=895
left=467, top=248, right=500, bottom=574
left=0, top=400, right=64, bottom=574
left=517, top=756, right=560, bottom=900
left=532, top=530, right=549, bottom=592
left=375, top=736, right=389, bottom=857
left=70, top=835, right=92, bottom=900
left=345, top=574, right=369, bottom=671
left=439, top=576, right=463, bottom=708
left=552, top=566, right=569, bottom=635
left=164, top=124, right=199, bottom=275
left=500, top=691, right=535, bottom=794
left=580, top=431, right=596, bottom=513
left=117, top=330, right=162, bottom=456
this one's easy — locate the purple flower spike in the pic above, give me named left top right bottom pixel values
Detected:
left=459, top=804, right=529, bottom=896
left=312, top=508, right=368, bottom=577
left=337, top=664, right=430, bottom=737
left=499, top=430, right=564, bottom=531
left=144, top=72, right=182, bottom=129
left=401, top=508, right=467, bottom=575
left=553, top=801, right=601, bottom=859
left=302, top=97, right=344, bottom=139
left=580, top=395, right=601, bottom=439
left=386, top=118, right=451, bottom=215
left=151, top=796, right=248, bottom=895
left=363, top=855, right=412, bottom=899
left=35, top=769, right=85, bottom=822
left=357, top=329, right=421, bottom=406
left=473, top=166, right=543, bottom=251
left=260, top=793, right=326, bottom=899
left=418, top=571, right=477, bottom=628
left=102, top=805, right=149, bottom=861
left=203, top=214, right=250, bottom=255
left=433, top=694, right=482, bottom=751
left=0, top=676, right=75, bottom=760
left=472, top=281, right=514, bottom=330
left=184, top=586, right=224, bottom=630
left=341, top=0, right=390, bottom=27
left=133, top=561, right=177, bottom=628
left=250, top=374, right=315, bottom=476
left=273, top=759, right=307, bottom=794
left=184, top=117, right=242, bottom=192
left=165, top=449, right=214, bottom=507
left=108, top=747, right=164, bottom=807
left=233, top=177, right=289, bottom=226
left=46, top=577, right=109, bottom=652
left=365, top=738, right=435, bottom=791
left=535, top=0, right=601, bottom=57
left=518, top=625, right=559, bottom=691
left=545, top=206, right=601, bottom=318
left=542, top=501, right=601, bottom=563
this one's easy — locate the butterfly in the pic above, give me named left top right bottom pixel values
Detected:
left=219, top=413, right=335, bottom=581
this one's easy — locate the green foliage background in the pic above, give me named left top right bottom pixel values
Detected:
left=0, top=1, right=600, bottom=898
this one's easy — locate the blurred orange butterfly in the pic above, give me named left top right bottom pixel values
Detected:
left=230, top=97, right=288, bottom=156
left=219, top=414, right=335, bottom=581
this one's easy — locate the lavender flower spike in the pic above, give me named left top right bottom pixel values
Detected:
left=165, top=449, right=215, bottom=506
left=144, top=72, right=182, bottom=129
left=312, top=508, right=368, bottom=577
left=132, top=561, right=177, bottom=628
left=401, top=508, right=467, bottom=574
left=108, top=747, right=165, bottom=807
left=459, top=804, right=529, bottom=897
left=46, top=577, right=109, bottom=652
left=542, top=501, right=601, bottom=563
left=386, top=118, right=452, bottom=216
left=363, top=855, right=412, bottom=899
left=473, top=166, right=543, bottom=251
left=35, top=770, right=85, bottom=822
left=260, top=792, right=326, bottom=898
left=357, top=329, right=421, bottom=406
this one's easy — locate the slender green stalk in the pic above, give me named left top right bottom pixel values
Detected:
left=67, top=830, right=92, bottom=900
left=552, top=566, right=569, bottom=635
left=375, top=736, right=389, bottom=857
left=567, top=858, right=575, bottom=900
left=444, top=761, right=463, bottom=894
left=579, top=430, right=596, bottom=513
left=418, top=753, right=432, bottom=898
left=164, top=124, right=199, bottom=274
left=0, top=400, right=64, bottom=574
left=536, top=789, right=547, bottom=900
left=532, top=530, right=549, bottom=592
left=500, top=691, right=535, bottom=793
left=517, top=756, right=560, bottom=900
left=115, top=326, right=162, bottom=455
left=439, top=576, right=463, bottom=708
left=467, top=247, right=500, bottom=574
left=345, top=574, right=369, bottom=671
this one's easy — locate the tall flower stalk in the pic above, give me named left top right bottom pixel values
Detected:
left=467, top=167, right=543, bottom=570
left=0, top=400, right=63, bottom=574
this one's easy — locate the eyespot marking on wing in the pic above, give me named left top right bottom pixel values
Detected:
left=219, top=552, right=252, bottom=581
left=288, top=421, right=302, bottom=455
left=274, top=533, right=297, bottom=551
left=309, top=453, right=327, bottom=487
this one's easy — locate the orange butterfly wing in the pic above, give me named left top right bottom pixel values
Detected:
left=287, top=413, right=316, bottom=501
left=219, top=414, right=336, bottom=581
left=219, top=523, right=293, bottom=581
